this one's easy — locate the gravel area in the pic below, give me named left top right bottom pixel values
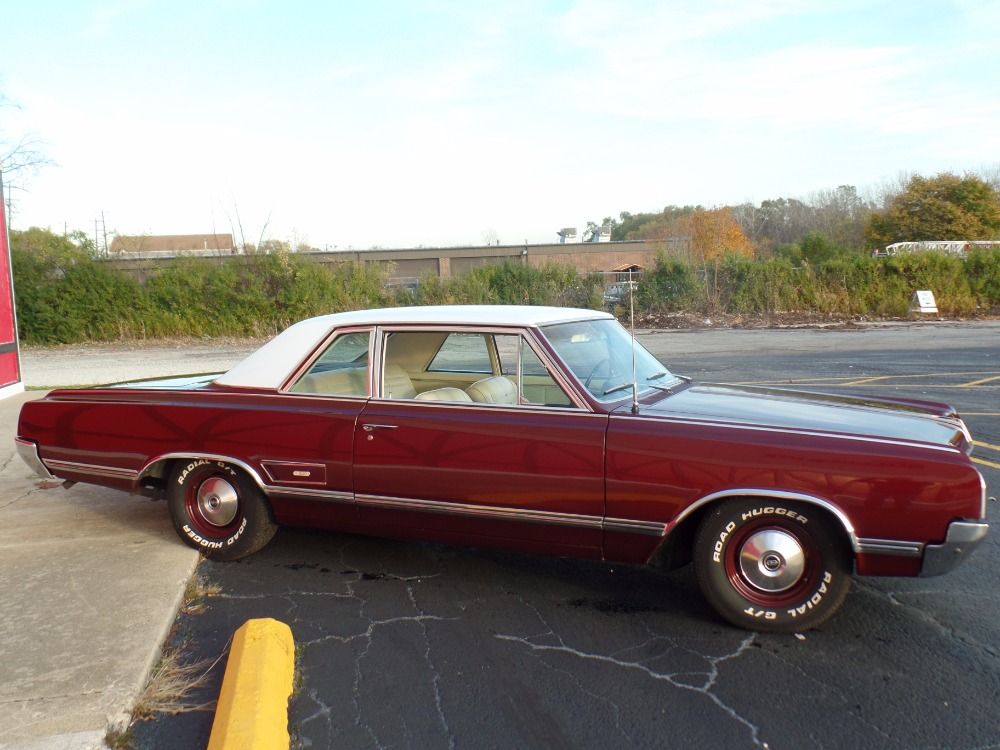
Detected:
left=19, top=341, right=262, bottom=388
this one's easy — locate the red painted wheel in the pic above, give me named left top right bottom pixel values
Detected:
left=693, top=498, right=852, bottom=632
left=167, top=459, right=277, bottom=561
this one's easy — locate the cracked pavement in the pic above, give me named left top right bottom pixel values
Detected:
left=124, top=324, right=999, bottom=749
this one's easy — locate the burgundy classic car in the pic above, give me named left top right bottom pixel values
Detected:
left=16, top=306, right=989, bottom=632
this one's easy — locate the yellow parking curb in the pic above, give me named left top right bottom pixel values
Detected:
left=208, top=618, right=295, bottom=750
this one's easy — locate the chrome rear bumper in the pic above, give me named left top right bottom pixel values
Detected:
left=920, top=520, right=990, bottom=577
left=15, top=438, right=56, bottom=481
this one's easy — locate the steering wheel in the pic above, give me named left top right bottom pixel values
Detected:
left=584, top=358, right=612, bottom=390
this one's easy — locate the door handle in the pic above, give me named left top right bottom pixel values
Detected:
left=362, top=423, right=398, bottom=432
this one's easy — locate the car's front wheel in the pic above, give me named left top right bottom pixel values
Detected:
left=693, top=498, right=852, bottom=632
left=167, top=459, right=277, bottom=561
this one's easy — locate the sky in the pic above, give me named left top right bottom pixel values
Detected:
left=1, top=0, right=998, bottom=250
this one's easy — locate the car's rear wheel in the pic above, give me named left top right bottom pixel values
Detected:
left=693, top=498, right=852, bottom=632
left=167, top=459, right=277, bottom=561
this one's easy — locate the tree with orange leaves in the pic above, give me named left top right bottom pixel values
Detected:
left=682, top=207, right=754, bottom=263
left=632, top=206, right=753, bottom=262
left=633, top=206, right=753, bottom=311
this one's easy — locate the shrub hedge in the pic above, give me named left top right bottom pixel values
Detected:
left=636, top=250, right=998, bottom=319
left=9, top=228, right=1000, bottom=345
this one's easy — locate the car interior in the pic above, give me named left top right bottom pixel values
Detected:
left=290, top=328, right=574, bottom=407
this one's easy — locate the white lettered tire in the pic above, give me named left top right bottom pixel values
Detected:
left=693, top=498, right=852, bottom=632
left=167, top=459, right=277, bottom=561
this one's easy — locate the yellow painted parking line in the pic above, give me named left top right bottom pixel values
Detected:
left=973, top=440, right=1000, bottom=453
left=841, top=375, right=895, bottom=385
left=960, top=375, right=1000, bottom=387
left=972, top=457, right=1000, bottom=470
left=879, top=384, right=1000, bottom=389
left=741, top=371, right=1000, bottom=388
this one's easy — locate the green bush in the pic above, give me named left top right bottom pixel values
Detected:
left=635, top=252, right=700, bottom=311
left=815, top=252, right=977, bottom=316
left=11, top=228, right=149, bottom=343
left=142, top=252, right=396, bottom=338
left=718, top=255, right=816, bottom=314
left=965, top=249, right=1000, bottom=308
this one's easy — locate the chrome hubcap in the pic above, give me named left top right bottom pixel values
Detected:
left=196, top=477, right=239, bottom=527
left=739, top=529, right=805, bottom=593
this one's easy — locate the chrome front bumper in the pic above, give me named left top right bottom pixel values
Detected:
left=15, top=438, right=56, bottom=481
left=920, top=520, right=990, bottom=577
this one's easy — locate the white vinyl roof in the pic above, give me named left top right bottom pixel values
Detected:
left=214, top=305, right=611, bottom=390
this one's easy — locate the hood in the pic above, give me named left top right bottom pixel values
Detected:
left=636, top=383, right=970, bottom=451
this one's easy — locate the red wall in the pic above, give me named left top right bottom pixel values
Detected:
left=0, top=179, right=21, bottom=387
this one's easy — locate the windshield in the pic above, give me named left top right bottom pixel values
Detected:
left=541, top=318, right=682, bottom=402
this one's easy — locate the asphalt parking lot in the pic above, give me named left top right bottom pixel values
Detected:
left=122, top=323, right=1000, bottom=750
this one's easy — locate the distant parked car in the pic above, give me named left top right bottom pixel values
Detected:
left=602, top=280, right=638, bottom=307
left=16, top=306, right=989, bottom=632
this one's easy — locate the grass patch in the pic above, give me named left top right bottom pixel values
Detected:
left=132, top=645, right=219, bottom=718
left=181, top=574, right=221, bottom=616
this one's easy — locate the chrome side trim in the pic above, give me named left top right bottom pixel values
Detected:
left=264, top=486, right=354, bottom=503
left=667, top=488, right=860, bottom=551
left=362, top=399, right=595, bottom=417
left=355, top=493, right=604, bottom=530
left=855, top=538, right=924, bottom=557
left=603, top=518, right=667, bottom=536
left=45, top=459, right=138, bottom=480
left=15, top=439, right=56, bottom=481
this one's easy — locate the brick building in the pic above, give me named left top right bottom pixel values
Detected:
left=108, top=233, right=237, bottom=258
left=104, top=236, right=691, bottom=284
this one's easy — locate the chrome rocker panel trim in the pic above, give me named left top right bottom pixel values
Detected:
left=355, top=493, right=605, bottom=530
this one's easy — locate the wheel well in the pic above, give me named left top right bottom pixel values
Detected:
left=650, top=504, right=711, bottom=572
left=650, top=493, right=855, bottom=572
left=137, top=455, right=268, bottom=497
left=136, top=458, right=177, bottom=495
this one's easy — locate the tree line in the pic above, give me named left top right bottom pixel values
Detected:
left=589, top=170, right=1000, bottom=265
left=9, top=224, right=1000, bottom=345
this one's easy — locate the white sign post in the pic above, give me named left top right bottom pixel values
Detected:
left=909, top=290, right=938, bottom=315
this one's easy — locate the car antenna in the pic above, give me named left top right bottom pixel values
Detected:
left=629, top=269, right=639, bottom=414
